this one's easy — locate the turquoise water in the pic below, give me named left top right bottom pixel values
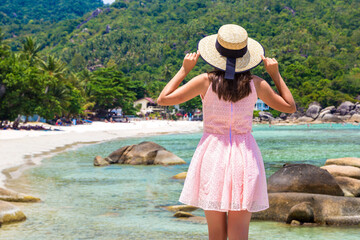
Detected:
left=1, top=123, right=360, bottom=239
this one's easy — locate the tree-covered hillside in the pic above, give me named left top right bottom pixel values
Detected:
left=1, top=0, right=360, bottom=122
left=0, top=0, right=103, bottom=26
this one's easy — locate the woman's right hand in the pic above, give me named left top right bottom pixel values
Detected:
left=261, top=55, right=279, bottom=78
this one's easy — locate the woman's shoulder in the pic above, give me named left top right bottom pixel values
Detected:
left=199, top=72, right=211, bottom=86
left=251, top=75, right=265, bottom=89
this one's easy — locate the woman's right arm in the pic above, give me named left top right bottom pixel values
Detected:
left=253, top=56, right=296, bottom=113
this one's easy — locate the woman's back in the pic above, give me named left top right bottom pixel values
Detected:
left=202, top=78, right=257, bottom=136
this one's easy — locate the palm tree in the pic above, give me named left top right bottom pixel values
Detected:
left=21, top=36, right=42, bottom=65
left=38, top=55, right=67, bottom=80
left=77, top=69, right=94, bottom=97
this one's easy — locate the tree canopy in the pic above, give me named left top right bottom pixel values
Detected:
left=1, top=0, right=359, bottom=122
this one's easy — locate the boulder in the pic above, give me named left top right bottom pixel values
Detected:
left=107, top=145, right=135, bottom=163
left=320, top=113, right=343, bottom=123
left=321, top=106, right=336, bottom=114
left=335, top=176, right=360, bottom=197
left=268, top=163, right=343, bottom=196
left=318, top=106, right=336, bottom=119
left=93, top=156, right=110, bottom=166
left=318, top=110, right=331, bottom=119
left=349, top=110, right=356, bottom=115
left=338, top=115, right=352, bottom=121
left=290, top=220, right=301, bottom=226
left=296, top=116, right=313, bottom=123
left=288, top=111, right=304, bottom=120
left=279, top=113, right=287, bottom=120
left=172, top=172, right=187, bottom=179
left=259, top=111, right=274, bottom=121
left=165, top=205, right=198, bottom=212
left=305, top=102, right=322, bottom=119
left=349, top=113, right=360, bottom=123
left=325, top=157, right=360, bottom=168
left=355, top=103, right=360, bottom=112
left=336, top=101, right=356, bottom=116
left=173, top=211, right=194, bottom=218
left=105, top=24, right=111, bottom=34
left=251, top=192, right=360, bottom=225
left=0, top=200, right=26, bottom=224
left=105, top=141, right=185, bottom=165
left=286, top=202, right=314, bottom=224
left=153, top=150, right=186, bottom=165
left=321, top=165, right=360, bottom=179
left=0, top=188, right=40, bottom=202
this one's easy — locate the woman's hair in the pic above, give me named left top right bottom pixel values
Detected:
left=208, top=69, right=252, bottom=102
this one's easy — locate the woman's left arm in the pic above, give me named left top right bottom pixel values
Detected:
left=157, top=51, right=207, bottom=106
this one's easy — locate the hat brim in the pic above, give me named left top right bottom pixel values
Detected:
left=198, top=34, right=265, bottom=73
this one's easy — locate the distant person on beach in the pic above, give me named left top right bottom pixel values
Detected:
left=157, top=24, right=296, bottom=239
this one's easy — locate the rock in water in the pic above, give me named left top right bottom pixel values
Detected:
left=268, top=163, right=343, bottom=196
left=108, top=145, right=135, bottom=164
left=286, top=202, right=314, bottom=224
left=305, top=102, right=322, bottom=119
left=252, top=192, right=360, bottom=225
left=93, top=156, right=110, bottom=166
left=325, top=157, right=360, bottom=168
left=172, top=172, right=187, bottom=179
left=335, top=176, right=360, bottom=197
left=0, top=200, right=26, bottom=224
left=321, top=165, right=360, bottom=179
left=173, top=211, right=194, bottom=218
left=165, top=205, right=198, bottom=212
left=153, top=150, right=186, bottom=165
left=106, top=141, right=186, bottom=165
left=0, top=188, right=40, bottom=202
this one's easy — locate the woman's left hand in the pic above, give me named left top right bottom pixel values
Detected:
left=182, top=50, right=200, bottom=74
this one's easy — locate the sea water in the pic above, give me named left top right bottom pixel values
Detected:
left=1, top=123, right=360, bottom=240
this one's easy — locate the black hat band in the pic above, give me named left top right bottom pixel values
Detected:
left=215, top=40, right=247, bottom=80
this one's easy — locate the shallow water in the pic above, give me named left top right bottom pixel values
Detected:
left=1, top=123, right=360, bottom=240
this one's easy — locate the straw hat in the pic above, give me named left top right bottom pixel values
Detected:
left=198, top=24, right=264, bottom=80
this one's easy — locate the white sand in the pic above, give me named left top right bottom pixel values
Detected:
left=0, top=120, right=203, bottom=188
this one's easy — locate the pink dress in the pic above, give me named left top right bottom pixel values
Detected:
left=179, top=78, right=269, bottom=212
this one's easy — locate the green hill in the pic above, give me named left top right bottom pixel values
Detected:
left=0, top=0, right=103, bottom=28
left=1, top=0, right=359, bottom=122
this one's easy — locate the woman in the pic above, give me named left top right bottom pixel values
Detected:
left=157, top=24, right=296, bottom=240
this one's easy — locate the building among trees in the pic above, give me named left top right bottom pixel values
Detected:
left=133, top=97, right=166, bottom=115
left=254, top=99, right=269, bottom=111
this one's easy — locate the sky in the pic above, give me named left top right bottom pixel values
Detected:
left=103, top=0, right=116, bottom=4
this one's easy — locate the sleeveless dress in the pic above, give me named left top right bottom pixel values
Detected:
left=179, top=78, right=269, bottom=212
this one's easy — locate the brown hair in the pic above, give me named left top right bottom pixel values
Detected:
left=208, top=69, right=252, bottom=102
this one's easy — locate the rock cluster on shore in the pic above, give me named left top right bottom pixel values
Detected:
left=321, top=157, right=360, bottom=197
left=252, top=160, right=360, bottom=226
left=94, top=141, right=186, bottom=166
left=254, top=101, right=360, bottom=124
left=0, top=187, right=40, bottom=226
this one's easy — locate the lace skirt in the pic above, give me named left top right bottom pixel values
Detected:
left=178, top=131, right=269, bottom=212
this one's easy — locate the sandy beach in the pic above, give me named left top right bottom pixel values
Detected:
left=0, top=120, right=203, bottom=189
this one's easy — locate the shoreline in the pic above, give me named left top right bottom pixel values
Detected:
left=0, top=120, right=203, bottom=190
left=1, top=120, right=358, bottom=191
